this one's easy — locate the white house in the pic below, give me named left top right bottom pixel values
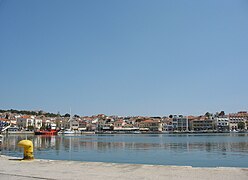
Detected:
left=16, top=116, right=35, bottom=129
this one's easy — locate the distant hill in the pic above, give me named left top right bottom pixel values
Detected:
left=0, top=109, right=60, bottom=117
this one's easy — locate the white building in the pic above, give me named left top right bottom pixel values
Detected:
left=215, top=116, right=229, bottom=131
left=16, top=116, right=35, bottom=129
left=229, top=112, right=248, bottom=130
left=172, top=115, right=189, bottom=131
left=34, top=118, right=43, bottom=129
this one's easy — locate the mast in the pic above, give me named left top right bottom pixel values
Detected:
left=68, top=108, right=72, bottom=130
left=186, top=116, right=189, bottom=132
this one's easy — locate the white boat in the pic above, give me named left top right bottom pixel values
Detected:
left=63, top=129, right=75, bottom=134
left=58, top=128, right=75, bottom=135
left=230, top=129, right=239, bottom=133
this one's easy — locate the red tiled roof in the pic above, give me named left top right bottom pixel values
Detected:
left=143, top=120, right=155, bottom=123
left=0, top=118, right=8, bottom=121
left=21, top=115, right=32, bottom=119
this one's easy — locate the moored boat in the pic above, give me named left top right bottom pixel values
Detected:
left=34, top=129, right=58, bottom=135
left=58, top=129, right=75, bottom=135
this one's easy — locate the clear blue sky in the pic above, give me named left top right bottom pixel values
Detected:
left=0, top=0, right=247, bottom=116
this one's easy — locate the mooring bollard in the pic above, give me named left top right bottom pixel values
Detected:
left=18, top=140, right=34, bottom=160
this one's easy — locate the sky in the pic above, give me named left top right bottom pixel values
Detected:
left=0, top=0, right=248, bottom=116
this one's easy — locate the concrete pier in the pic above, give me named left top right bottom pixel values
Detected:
left=0, top=155, right=247, bottom=180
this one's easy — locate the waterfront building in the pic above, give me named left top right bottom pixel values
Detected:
left=190, top=117, right=215, bottom=131
left=87, top=118, right=98, bottom=131
left=229, top=111, right=248, bottom=130
left=9, top=118, right=17, bottom=127
left=54, top=117, right=65, bottom=130
left=42, top=118, right=52, bottom=128
left=95, top=117, right=115, bottom=131
left=161, top=117, right=173, bottom=131
left=40, top=118, right=58, bottom=130
left=214, top=115, right=229, bottom=132
left=113, top=120, right=124, bottom=129
left=101, top=124, right=113, bottom=131
left=113, top=120, right=139, bottom=131
left=78, top=120, right=87, bottom=131
left=68, top=118, right=79, bottom=130
left=172, top=115, right=189, bottom=131
left=16, top=116, right=35, bottom=130
left=137, top=119, right=160, bottom=131
left=34, top=118, right=43, bottom=130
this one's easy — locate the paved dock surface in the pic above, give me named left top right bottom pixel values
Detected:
left=0, top=155, right=248, bottom=180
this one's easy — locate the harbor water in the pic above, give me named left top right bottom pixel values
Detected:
left=0, top=133, right=248, bottom=167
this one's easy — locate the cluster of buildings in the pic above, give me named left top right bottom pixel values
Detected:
left=0, top=111, right=248, bottom=133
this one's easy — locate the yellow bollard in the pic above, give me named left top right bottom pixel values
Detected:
left=18, top=140, right=34, bottom=160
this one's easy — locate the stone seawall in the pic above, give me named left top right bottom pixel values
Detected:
left=0, top=155, right=247, bottom=180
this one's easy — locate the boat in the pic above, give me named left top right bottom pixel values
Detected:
left=58, top=110, right=76, bottom=135
left=34, top=129, right=58, bottom=135
left=34, top=123, right=58, bottom=135
left=230, top=129, right=239, bottom=133
left=58, top=129, right=75, bottom=135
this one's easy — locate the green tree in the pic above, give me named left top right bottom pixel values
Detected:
left=38, top=111, right=43, bottom=115
left=74, top=114, right=80, bottom=118
left=64, top=113, right=70, bottom=117
left=238, top=122, right=245, bottom=130
left=219, top=111, right=225, bottom=116
left=205, top=112, right=211, bottom=117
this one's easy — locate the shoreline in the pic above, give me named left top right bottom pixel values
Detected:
left=1, top=130, right=248, bottom=135
left=0, top=155, right=247, bottom=180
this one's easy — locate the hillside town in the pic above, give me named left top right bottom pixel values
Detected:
left=0, top=110, right=248, bottom=134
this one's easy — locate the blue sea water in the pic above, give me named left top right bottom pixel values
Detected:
left=1, top=133, right=248, bottom=167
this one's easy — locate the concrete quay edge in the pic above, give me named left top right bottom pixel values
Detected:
left=0, top=155, right=247, bottom=180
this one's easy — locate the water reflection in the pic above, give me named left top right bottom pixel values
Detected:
left=1, top=134, right=248, bottom=167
